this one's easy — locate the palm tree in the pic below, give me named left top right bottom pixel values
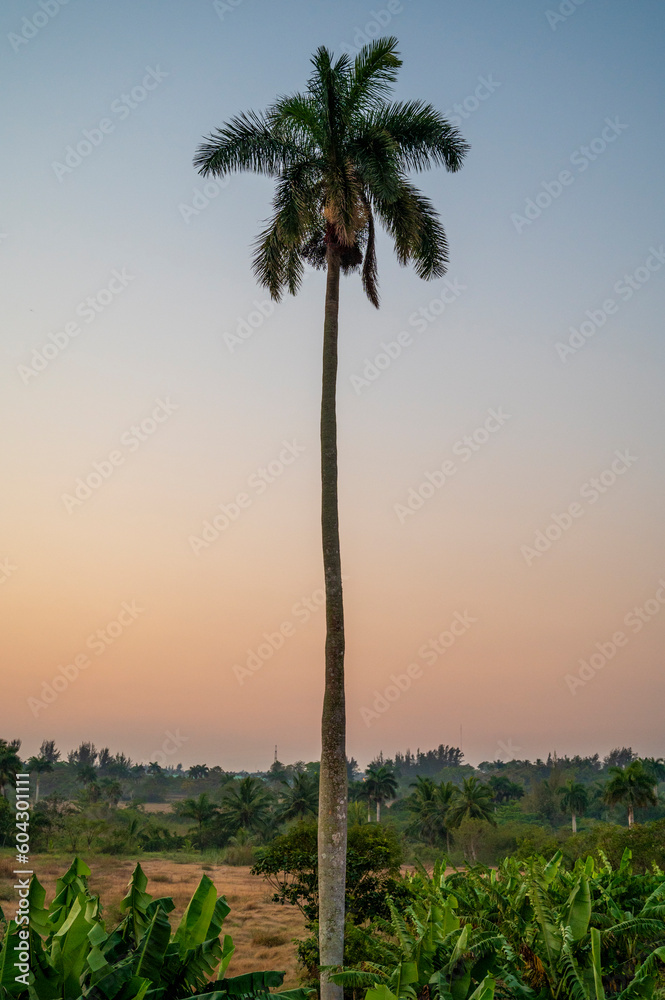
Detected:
left=603, top=760, right=657, bottom=827
left=194, top=39, right=467, bottom=991
left=177, top=792, right=220, bottom=840
left=488, top=775, right=524, bottom=806
left=446, top=778, right=497, bottom=829
left=365, top=764, right=398, bottom=822
left=279, top=771, right=319, bottom=822
left=641, top=757, right=665, bottom=799
left=27, top=755, right=54, bottom=803
left=407, top=776, right=455, bottom=850
left=220, top=776, right=272, bottom=837
left=0, top=740, right=23, bottom=799
left=349, top=779, right=373, bottom=823
left=100, top=778, right=123, bottom=807
left=557, top=779, right=588, bottom=834
left=189, top=764, right=210, bottom=780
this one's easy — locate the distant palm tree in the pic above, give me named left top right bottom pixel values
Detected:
left=0, top=739, right=22, bottom=799
left=100, top=778, right=123, bottom=807
left=177, top=792, right=220, bottom=840
left=488, top=775, right=524, bottom=806
left=189, top=764, right=210, bottom=780
left=407, top=776, right=455, bottom=850
left=39, top=740, right=60, bottom=763
left=194, top=38, right=467, bottom=995
left=365, top=765, right=398, bottom=822
left=279, top=772, right=319, bottom=821
left=75, top=763, right=97, bottom=788
left=27, top=755, right=54, bottom=803
left=349, top=779, right=373, bottom=823
left=641, top=757, right=665, bottom=799
left=557, top=779, right=588, bottom=834
left=603, top=761, right=656, bottom=827
left=446, top=778, right=496, bottom=829
left=220, top=777, right=272, bottom=837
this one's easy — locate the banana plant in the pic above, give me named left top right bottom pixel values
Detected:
left=0, top=858, right=313, bottom=1000
left=333, top=851, right=665, bottom=999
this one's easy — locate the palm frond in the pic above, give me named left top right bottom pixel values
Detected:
left=361, top=198, right=379, bottom=307
left=363, top=100, right=469, bottom=172
left=193, top=110, right=299, bottom=178
left=346, top=37, right=402, bottom=111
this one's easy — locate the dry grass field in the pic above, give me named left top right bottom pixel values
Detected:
left=0, top=854, right=308, bottom=987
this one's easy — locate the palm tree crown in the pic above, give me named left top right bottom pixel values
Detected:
left=604, top=760, right=656, bottom=827
left=279, top=771, right=319, bottom=822
left=364, top=764, right=398, bottom=822
left=557, top=779, right=588, bottom=834
left=194, top=37, right=468, bottom=306
left=446, top=777, right=496, bottom=829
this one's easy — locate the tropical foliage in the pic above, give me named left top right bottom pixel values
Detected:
left=0, top=858, right=311, bottom=1000
left=333, top=849, right=665, bottom=999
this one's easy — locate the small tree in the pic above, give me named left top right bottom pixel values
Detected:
left=176, top=793, right=220, bottom=844
left=39, top=740, right=60, bottom=764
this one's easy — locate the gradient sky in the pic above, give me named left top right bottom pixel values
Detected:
left=2, top=0, right=664, bottom=771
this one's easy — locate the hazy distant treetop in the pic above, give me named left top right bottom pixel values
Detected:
left=39, top=740, right=60, bottom=763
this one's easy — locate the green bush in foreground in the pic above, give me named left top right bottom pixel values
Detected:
left=334, top=849, right=665, bottom=999
left=0, top=858, right=312, bottom=1000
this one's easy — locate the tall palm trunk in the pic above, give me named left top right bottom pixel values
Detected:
left=376, top=799, right=381, bottom=823
left=628, top=805, right=634, bottom=828
left=571, top=813, right=577, bottom=835
left=367, top=801, right=371, bottom=823
left=318, top=254, right=347, bottom=1000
